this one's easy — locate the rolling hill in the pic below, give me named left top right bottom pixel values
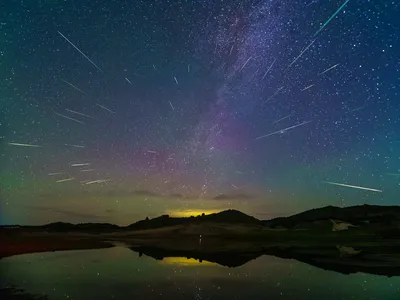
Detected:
left=3, top=205, right=400, bottom=236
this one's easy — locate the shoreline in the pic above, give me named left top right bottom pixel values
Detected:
left=0, top=233, right=113, bottom=259
left=2, top=231, right=400, bottom=277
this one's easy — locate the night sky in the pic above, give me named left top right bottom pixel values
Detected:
left=1, top=0, right=399, bottom=225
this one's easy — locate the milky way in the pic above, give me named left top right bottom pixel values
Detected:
left=1, top=0, right=399, bottom=224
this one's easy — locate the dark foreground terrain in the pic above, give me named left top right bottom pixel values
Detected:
left=0, top=287, right=47, bottom=300
left=2, top=205, right=400, bottom=277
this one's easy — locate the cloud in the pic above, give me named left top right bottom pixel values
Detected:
left=105, top=189, right=170, bottom=198
left=169, top=193, right=184, bottom=198
left=36, top=189, right=256, bottom=202
left=38, top=189, right=161, bottom=199
left=212, top=193, right=254, bottom=200
left=22, top=205, right=105, bottom=220
left=131, top=190, right=159, bottom=197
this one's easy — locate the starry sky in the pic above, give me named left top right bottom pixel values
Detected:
left=1, top=0, right=399, bottom=225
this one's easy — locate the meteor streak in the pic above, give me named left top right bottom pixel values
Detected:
left=318, top=63, right=340, bottom=76
left=80, top=169, right=95, bottom=172
left=70, top=163, right=90, bottom=167
left=96, top=104, right=116, bottom=114
left=265, top=87, right=284, bottom=103
left=55, top=112, right=84, bottom=124
left=61, top=79, right=86, bottom=95
left=84, top=179, right=111, bottom=185
left=273, top=114, right=292, bottom=124
left=314, top=0, right=351, bottom=36
left=301, top=84, right=315, bottom=91
left=65, top=144, right=85, bottom=148
left=255, top=121, right=312, bottom=140
left=146, top=150, right=158, bottom=154
left=239, top=56, right=252, bottom=72
left=169, top=100, right=175, bottom=111
left=65, top=109, right=94, bottom=119
left=8, top=142, right=41, bottom=148
left=323, top=181, right=382, bottom=193
left=80, top=180, right=92, bottom=184
left=345, top=105, right=366, bottom=114
left=57, top=31, right=103, bottom=72
left=262, top=58, right=276, bottom=80
left=286, top=39, right=316, bottom=70
left=56, top=177, right=75, bottom=183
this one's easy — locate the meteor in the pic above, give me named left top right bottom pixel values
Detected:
left=96, top=104, right=116, bottom=114
left=49, top=172, right=65, bottom=176
left=8, top=142, right=41, bottom=148
left=239, top=56, right=252, bottom=72
left=262, top=58, right=276, bottom=80
left=57, top=31, right=103, bottom=72
left=273, top=114, right=292, bottom=124
left=65, top=144, right=85, bottom=148
left=344, top=105, right=366, bottom=114
left=323, top=181, right=382, bottom=193
left=61, top=79, right=86, bottom=95
left=265, top=87, right=284, bottom=103
left=314, top=0, right=351, bottom=36
left=301, top=84, right=315, bottom=91
left=55, top=112, right=84, bottom=124
left=84, top=179, right=111, bottom=185
left=65, top=109, right=94, bottom=119
left=70, top=163, right=90, bottom=167
left=80, top=169, right=95, bottom=172
left=169, top=100, right=175, bottom=111
left=255, top=121, right=312, bottom=140
left=318, top=63, right=340, bottom=76
left=56, top=177, right=75, bottom=183
left=286, top=39, right=316, bottom=70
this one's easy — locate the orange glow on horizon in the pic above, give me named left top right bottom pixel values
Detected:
left=167, top=209, right=220, bottom=218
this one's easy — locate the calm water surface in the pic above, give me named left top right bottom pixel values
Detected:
left=1, top=246, right=399, bottom=300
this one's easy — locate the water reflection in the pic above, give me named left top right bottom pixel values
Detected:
left=161, top=257, right=216, bottom=266
left=1, top=246, right=399, bottom=300
left=132, top=245, right=259, bottom=268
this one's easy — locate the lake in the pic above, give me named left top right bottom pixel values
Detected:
left=1, top=246, right=399, bottom=299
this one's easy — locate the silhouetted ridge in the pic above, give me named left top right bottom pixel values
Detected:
left=41, top=222, right=120, bottom=232
left=3, top=205, right=400, bottom=234
left=263, top=204, right=400, bottom=229
left=202, top=209, right=260, bottom=223
left=126, top=209, right=261, bottom=230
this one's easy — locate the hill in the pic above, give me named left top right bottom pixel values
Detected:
left=2, top=205, right=400, bottom=234
left=126, top=209, right=261, bottom=230
left=41, top=222, right=121, bottom=232
left=0, top=210, right=260, bottom=233
left=263, top=204, right=400, bottom=229
left=2, top=204, right=400, bottom=277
